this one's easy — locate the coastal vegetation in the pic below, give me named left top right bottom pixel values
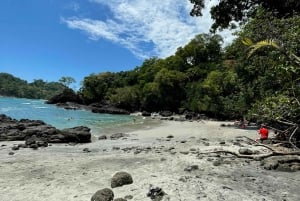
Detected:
left=0, top=73, right=66, bottom=99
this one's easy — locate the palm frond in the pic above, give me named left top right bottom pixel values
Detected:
left=247, top=39, right=280, bottom=58
left=241, top=38, right=253, bottom=46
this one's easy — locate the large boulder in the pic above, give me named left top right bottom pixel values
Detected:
left=91, top=188, right=114, bottom=201
left=61, top=126, right=91, bottom=143
left=111, top=172, right=133, bottom=188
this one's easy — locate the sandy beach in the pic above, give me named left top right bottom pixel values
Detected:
left=0, top=119, right=299, bottom=201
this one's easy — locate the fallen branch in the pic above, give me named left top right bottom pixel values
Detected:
left=289, top=126, right=299, bottom=150
left=242, top=136, right=276, bottom=151
left=199, top=150, right=300, bottom=160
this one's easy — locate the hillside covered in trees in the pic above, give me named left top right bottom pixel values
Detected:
left=79, top=9, right=299, bottom=122
left=0, top=73, right=66, bottom=99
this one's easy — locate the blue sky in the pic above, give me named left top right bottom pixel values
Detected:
left=0, top=0, right=233, bottom=88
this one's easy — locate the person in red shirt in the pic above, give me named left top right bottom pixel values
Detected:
left=256, top=124, right=269, bottom=142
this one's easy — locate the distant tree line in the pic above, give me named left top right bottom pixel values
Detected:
left=0, top=73, right=66, bottom=99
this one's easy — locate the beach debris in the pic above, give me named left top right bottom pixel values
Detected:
left=91, top=188, right=114, bottom=201
left=147, top=185, right=166, bottom=200
left=111, top=172, right=133, bottom=188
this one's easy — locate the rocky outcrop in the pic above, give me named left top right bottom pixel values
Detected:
left=0, top=114, right=91, bottom=143
left=90, top=105, right=130, bottom=115
left=46, top=88, right=82, bottom=104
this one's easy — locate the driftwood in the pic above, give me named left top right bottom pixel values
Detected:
left=203, top=150, right=300, bottom=161
left=199, top=136, right=300, bottom=161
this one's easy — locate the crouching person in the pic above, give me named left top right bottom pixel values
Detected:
left=256, top=124, right=269, bottom=142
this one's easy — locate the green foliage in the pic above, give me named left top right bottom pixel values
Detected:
left=190, top=0, right=300, bottom=32
left=59, top=76, right=76, bottom=88
left=249, top=94, right=300, bottom=123
left=0, top=73, right=65, bottom=99
left=109, top=86, right=140, bottom=111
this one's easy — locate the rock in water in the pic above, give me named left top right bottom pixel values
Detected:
left=91, top=188, right=114, bottom=201
left=111, top=172, right=133, bottom=188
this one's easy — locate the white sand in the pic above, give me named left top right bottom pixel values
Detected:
left=0, top=120, right=299, bottom=201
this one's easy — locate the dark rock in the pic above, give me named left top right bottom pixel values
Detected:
left=203, top=142, right=210, bottom=146
left=124, top=195, right=133, bottom=200
left=98, top=135, right=107, bottom=140
left=18, top=144, right=27, bottom=148
left=37, top=141, right=48, bottom=147
left=142, top=111, right=151, bottom=116
left=91, top=105, right=130, bottom=115
left=91, top=188, right=114, bottom=201
left=147, top=185, right=166, bottom=200
left=219, top=141, right=226, bottom=145
left=114, top=198, right=127, bottom=201
left=8, top=151, right=14, bottom=155
left=110, top=133, right=127, bottom=140
left=111, top=172, right=133, bottom=188
left=61, top=126, right=91, bottom=143
left=11, top=145, right=19, bottom=151
left=184, top=165, right=199, bottom=172
left=112, top=146, right=120, bottom=150
left=159, top=111, right=172, bottom=117
left=238, top=148, right=253, bottom=155
left=0, top=114, right=92, bottom=144
left=83, top=148, right=91, bottom=153
left=29, top=144, right=39, bottom=149
left=25, top=135, right=39, bottom=146
left=166, top=135, right=174, bottom=139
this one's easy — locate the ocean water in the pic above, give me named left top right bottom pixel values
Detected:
left=0, top=97, right=138, bottom=135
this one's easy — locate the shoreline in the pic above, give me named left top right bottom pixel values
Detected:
left=0, top=120, right=299, bottom=201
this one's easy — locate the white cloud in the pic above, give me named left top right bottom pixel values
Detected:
left=63, top=0, right=235, bottom=59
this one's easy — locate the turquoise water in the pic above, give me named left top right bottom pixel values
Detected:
left=0, top=97, right=137, bottom=134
